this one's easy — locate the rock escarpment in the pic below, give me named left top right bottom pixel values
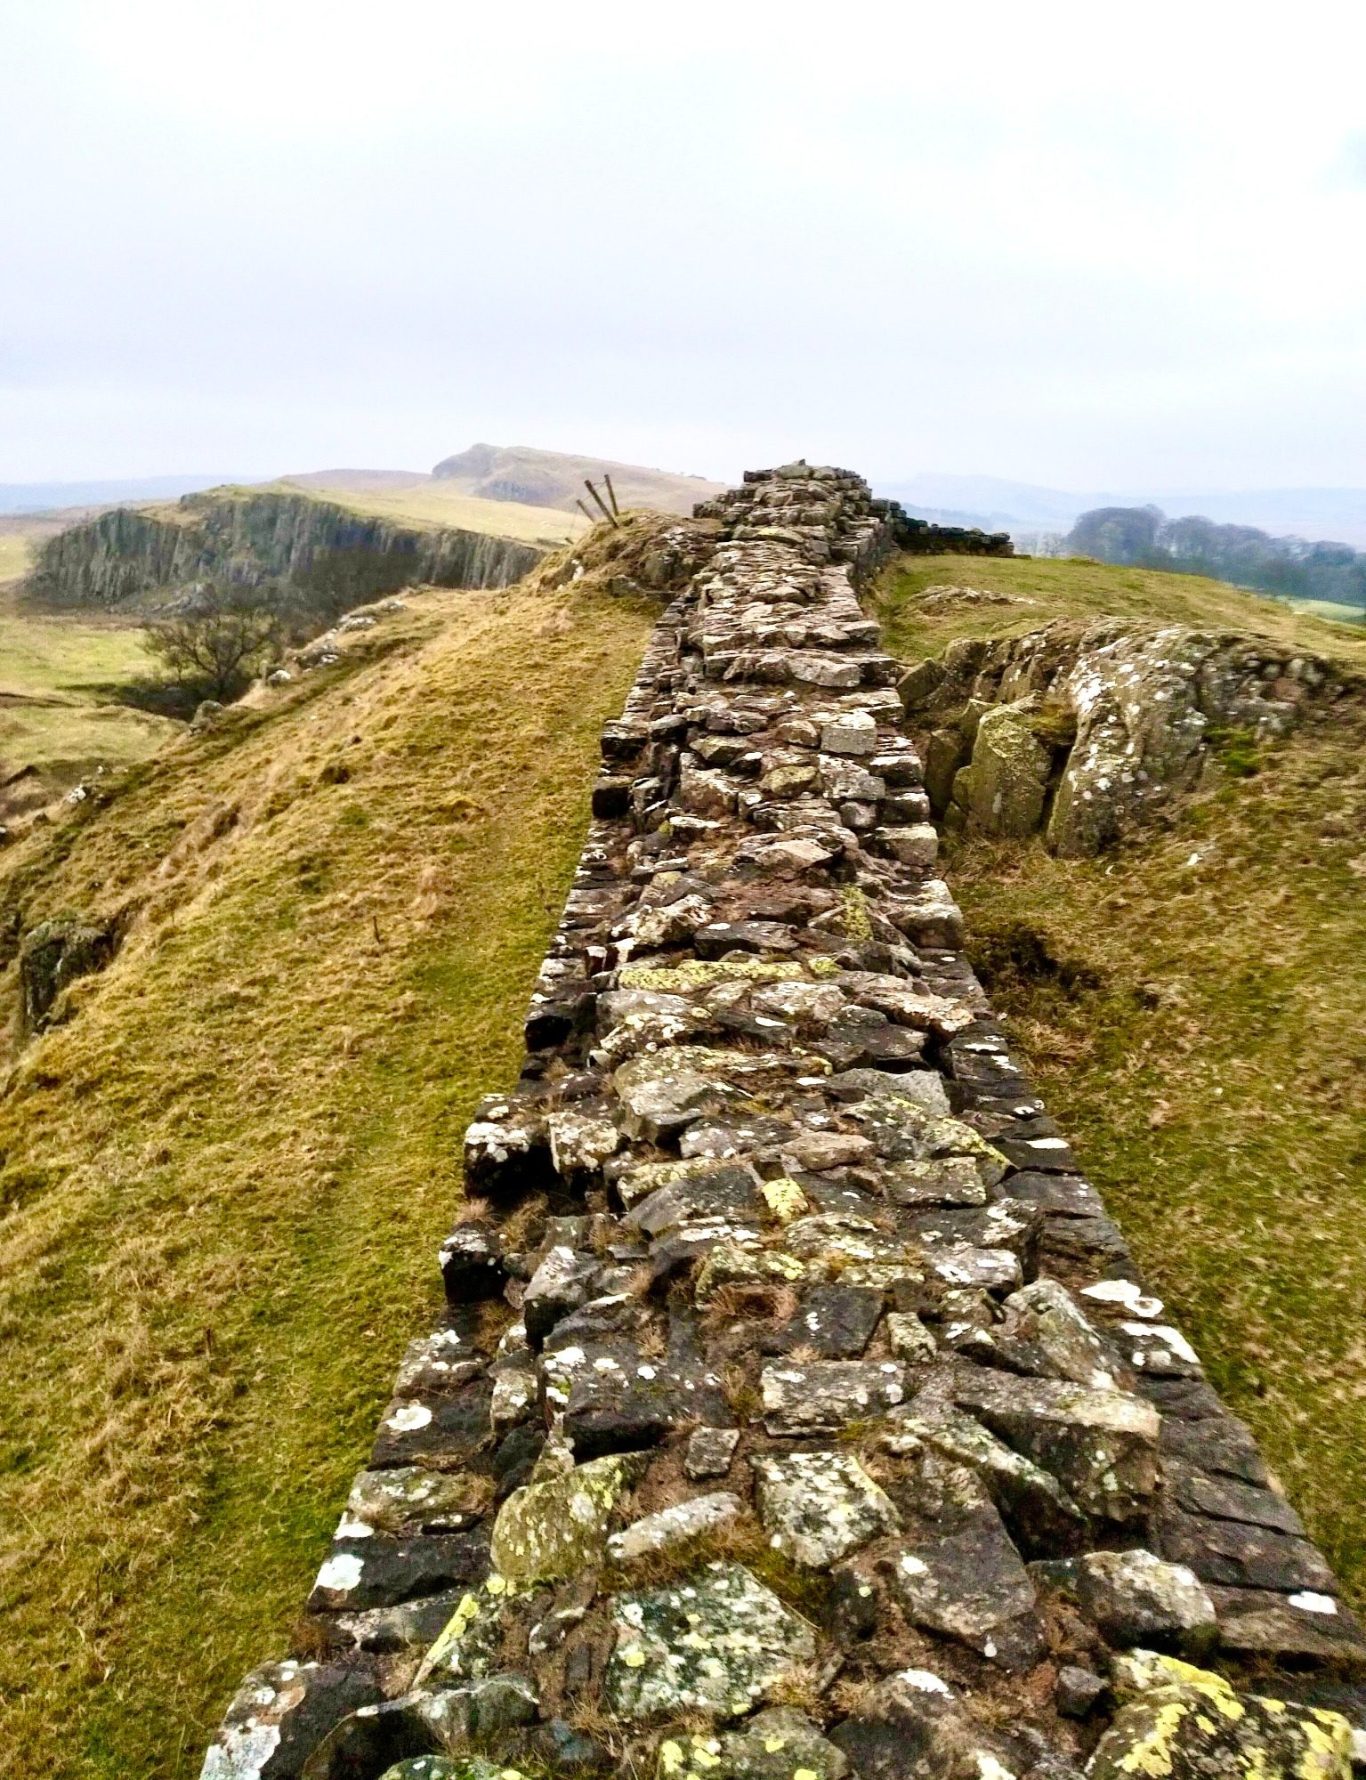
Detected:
left=202, top=468, right=1364, bottom=1780
left=27, top=489, right=543, bottom=610
left=901, top=618, right=1342, bottom=854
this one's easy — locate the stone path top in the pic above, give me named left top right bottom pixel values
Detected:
left=202, top=465, right=1365, bottom=1780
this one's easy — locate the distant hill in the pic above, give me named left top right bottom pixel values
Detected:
left=428, top=442, right=725, bottom=515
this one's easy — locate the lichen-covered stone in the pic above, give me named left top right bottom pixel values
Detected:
left=490, top=1454, right=641, bottom=1581
left=953, top=698, right=1054, bottom=839
left=885, top=1405, right=1085, bottom=1555
left=658, top=1708, right=849, bottom=1780
left=200, top=1660, right=381, bottom=1780
left=1034, top=1549, right=1216, bottom=1650
left=952, top=1370, right=1159, bottom=1522
left=606, top=1562, right=817, bottom=1720
left=607, top=1491, right=743, bottom=1563
left=760, top=1359, right=906, bottom=1434
left=1090, top=1651, right=1354, bottom=1780
left=685, top=1426, right=741, bottom=1480
left=752, top=1450, right=899, bottom=1566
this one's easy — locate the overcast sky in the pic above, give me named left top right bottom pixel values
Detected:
left=3, top=1, right=1365, bottom=491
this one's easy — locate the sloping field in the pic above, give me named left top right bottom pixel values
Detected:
left=0, top=566, right=655, bottom=1779
left=277, top=475, right=587, bottom=545
left=878, top=552, right=1366, bottom=1605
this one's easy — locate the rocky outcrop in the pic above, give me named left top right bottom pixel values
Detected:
left=201, top=470, right=1363, bottom=1780
left=18, top=915, right=118, bottom=1032
left=27, top=489, right=544, bottom=610
left=900, top=618, right=1342, bottom=854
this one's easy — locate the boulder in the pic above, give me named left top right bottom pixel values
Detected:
left=19, top=916, right=117, bottom=1031
left=953, top=699, right=1053, bottom=839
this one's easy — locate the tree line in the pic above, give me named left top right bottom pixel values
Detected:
left=1065, top=506, right=1366, bottom=609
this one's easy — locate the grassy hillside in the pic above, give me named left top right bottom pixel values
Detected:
left=879, top=552, right=1366, bottom=1607
left=428, top=442, right=726, bottom=516
left=278, top=476, right=586, bottom=545
left=0, top=566, right=656, bottom=1780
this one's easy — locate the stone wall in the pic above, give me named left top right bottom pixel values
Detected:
left=202, top=467, right=1364, bottom=1780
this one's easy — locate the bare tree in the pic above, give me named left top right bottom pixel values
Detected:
left=144, top=587, right=281, bottom=704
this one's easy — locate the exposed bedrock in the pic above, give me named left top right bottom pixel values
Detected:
left=26, top=489, right=544, bottom=610
left=201, top=467, right=1363, bottom=1780
left=901, top=618, right=1344, bottom=855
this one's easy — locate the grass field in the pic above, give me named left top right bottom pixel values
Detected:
left=880, top=552, right=1366, bottom=1609
left=0, top=583, right=179, bottom=802
left=0, top=533, right=34, bottom=583
left=0, top=568, right=655, bottom=1780
left=275, top=477, right=588, bottom=545
left=1287, top=596, right=1366, bottom=625
left=876, top=552, right=1366, bottom=668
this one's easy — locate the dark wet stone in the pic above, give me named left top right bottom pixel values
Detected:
left=1165, top=1460, right=1304, bottom=1536
left=1056, top=1664, right=1105, bottom=1718
left=1156, top=1502, right=1336, bottom=1593
left=1138, top=1375, right=1225, bottom=1419
left=332, top=1590, right=464, bottom=1655
left=563, top=1355, right=726, bottom=1458
left=762, top=1284, right=884, bottom=1358
left=306, top=1530, right=489, bottom=1613
left=491, top=1423, right=544, bottom=1498
left=438, top=1222, right=506, bottom=1303
left=951, top=1369, right=1159, bottom=1523
left=694, top=920, right=799, bottom=956
left=1003, top=1170, right=1106, bottom=1219
left=888, top=1487, right=1042, bottom=1668
left=370, top=1383, right=493, bottom=1470
left=829, top=1668, right=1024, bottom=1780
left=1209, top=1586, right=1366, bottom=1662
left=626, top=1163, right=763, bottom=1236
left=202, top=1659, right=382, bottom=1780
left=462, top=1095, right=555, bottom=1202
left=1160, top=1413, right=1269, bottom=1485
left=886, top=1403, right=1087, bottom=1558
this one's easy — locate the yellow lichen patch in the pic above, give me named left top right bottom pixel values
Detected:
left=619, top=958, right=806, bottom=991
left=761, top=1177, right=809, bottom=1223
left=839, top=884, right=874, bottom=941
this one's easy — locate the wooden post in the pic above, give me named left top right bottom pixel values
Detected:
left=575, top=498, right=596, bottom=526
left=584, top=479, right=617, bottom=527
left=603, top=472, right=621, bottom=518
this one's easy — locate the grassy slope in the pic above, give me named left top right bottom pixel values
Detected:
left=0, top=477, right=580, bottom=804
left=0, top=575, right=655, bottom=1780
left=275, top=477, right=588, bottom=546
left=878, top=553, right=1366, bottom=1607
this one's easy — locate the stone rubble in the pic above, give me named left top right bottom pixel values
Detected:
left=202, top=464, right=1364, bottom=1780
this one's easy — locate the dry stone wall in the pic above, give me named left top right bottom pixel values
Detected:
left=202, top=467, right=1365, bottom=1780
